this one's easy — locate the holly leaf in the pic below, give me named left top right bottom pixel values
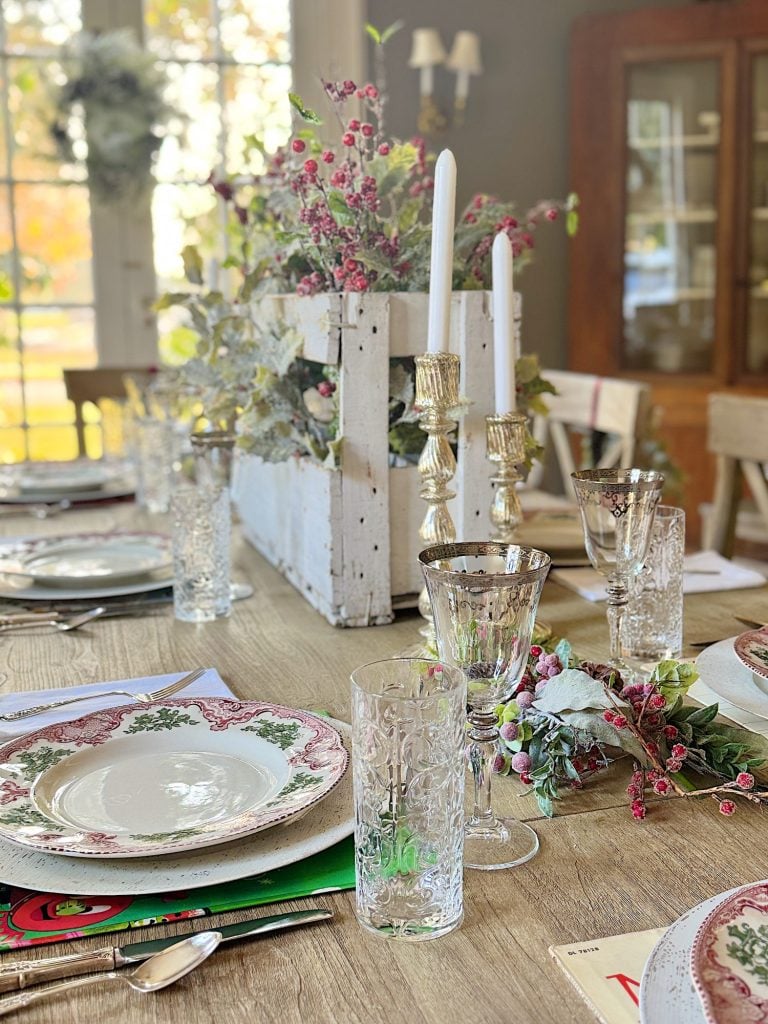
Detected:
left=288, top=92, right=322, bottom=125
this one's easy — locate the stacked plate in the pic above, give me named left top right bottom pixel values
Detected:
left=515, top=510, right=590, bottom=567
left=0, top=697, right=350, bottom=894
left=0, top=460, right=134, bottom=506
left=695, top=626, right=768, bottom=720
left=0, top=531, right=174, bottom=601
left=640, top=880, right=768, bottom=1023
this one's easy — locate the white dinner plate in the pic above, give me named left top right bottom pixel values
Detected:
left=640, top=885, right=744, bottom=1024
left=0, top=719, right=352, bottom=895
left=13, top=461, right=115, bottom=494
left=0, top=482, right=135, bottom=506
left=14, top=533, right=172, bottom=585
left=0, top=697, right=348, bottom=858
left=0, top=576, right=171, bottom=602
left=695, top=637, right=768, bottom=721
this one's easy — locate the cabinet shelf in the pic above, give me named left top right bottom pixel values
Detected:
left=628, top=133, right=719, bottom=149
left=627, top=287, right=715, bottom=306
left=627, top=208, right=717, bottom=225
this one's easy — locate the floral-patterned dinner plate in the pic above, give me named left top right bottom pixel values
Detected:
left=734, top=628, right=768, bottom=682
left=690, top=880, right=768, bottom=1023
left=0, top=698, right=348, bottom=858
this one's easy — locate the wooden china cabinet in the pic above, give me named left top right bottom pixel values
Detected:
left=569, top=0, right=768, bottom=543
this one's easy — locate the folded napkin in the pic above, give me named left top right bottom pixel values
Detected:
left=688, top=677, right=768, bottom=737
left=0, top=669, right=236, bottom=740
left=551, top=550, right=767, bottom=603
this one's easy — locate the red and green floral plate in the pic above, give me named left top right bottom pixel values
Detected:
left=690, top=880, right=768, bottom=1023
left=734, top=628, right=768, bottom=682
left=0, top=697, right=348, bottom=859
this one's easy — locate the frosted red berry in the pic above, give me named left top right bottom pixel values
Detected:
left=291, top=139, right=306, bottom=153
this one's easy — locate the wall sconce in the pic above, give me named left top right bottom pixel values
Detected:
left=409, top=28, right=483, bottom=135
left=446, top=31, right=482, bottom=127
left=408, top=28, right=448, bottom=135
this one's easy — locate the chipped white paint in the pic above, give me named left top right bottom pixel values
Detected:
left=236, top=290, right=513, bottom=626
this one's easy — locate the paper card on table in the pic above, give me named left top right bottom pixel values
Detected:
left=0, top=837, right=354, bottom=952
left=550, top=927, right=666, bottom=1024
left=551, top=551, right=766, bottom=603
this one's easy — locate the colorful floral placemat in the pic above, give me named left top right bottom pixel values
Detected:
left=0, top=837, right=354, bottom=951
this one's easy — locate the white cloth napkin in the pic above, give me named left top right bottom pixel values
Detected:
left=0, top=668, right=236, bottom=740
left=551, top=550, right=767, bottom=603
left=689, top=678, right=768, bottom=739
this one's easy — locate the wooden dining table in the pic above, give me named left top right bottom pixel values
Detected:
left=1, top=501, right=768, bottom=1024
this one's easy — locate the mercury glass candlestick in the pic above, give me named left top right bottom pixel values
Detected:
left=415, top=352, right=461, bottom=641
left=486, top=412, right=527, bottom=543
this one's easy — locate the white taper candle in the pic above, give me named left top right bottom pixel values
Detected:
left=492, top=231, right=516, bottom=413
left=427, top=149, right=457, bottom=353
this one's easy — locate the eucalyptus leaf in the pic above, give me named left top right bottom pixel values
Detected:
left=532, top=669, right=617, bottom=714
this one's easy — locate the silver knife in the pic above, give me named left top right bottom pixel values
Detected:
left=0, top=908, right=332, bottom=992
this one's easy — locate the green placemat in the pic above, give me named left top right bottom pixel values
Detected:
left=0, top=837, right=354, bottom=951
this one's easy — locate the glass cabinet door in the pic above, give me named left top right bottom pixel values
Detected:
left=746, top=54, right=768, bottom=374
left=622, top=59, right=720, bottom=374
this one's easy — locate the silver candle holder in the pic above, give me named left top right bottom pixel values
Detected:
left=415, top=352, right=461, bottom=641
left=485, top=412, right=527, bottom=544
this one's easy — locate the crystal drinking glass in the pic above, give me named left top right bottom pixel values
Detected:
left=571, top=469, right=664, bottom=672
left=419, top=541, right=551, bottom=871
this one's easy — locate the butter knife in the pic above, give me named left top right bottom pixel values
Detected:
left=0, top=908, right=332, bottom=992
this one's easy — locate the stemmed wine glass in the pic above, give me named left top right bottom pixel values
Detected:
left=419, top=541, right=551, bottom=871
left=571, top=468, right=664, bottom=672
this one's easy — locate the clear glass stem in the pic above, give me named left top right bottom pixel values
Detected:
left=467, top=707, right=498, bottom=825
left=606, top=573, right=628, bottom=667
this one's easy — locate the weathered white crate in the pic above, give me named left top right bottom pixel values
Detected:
left=234, top=290, right=519, bottom=627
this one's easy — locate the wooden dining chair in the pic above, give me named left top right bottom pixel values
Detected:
left=701, top=392, right=768, bottom=557
left=63, top=367, right=155, bottom=457
left=522, top=369, right=653, bottom=506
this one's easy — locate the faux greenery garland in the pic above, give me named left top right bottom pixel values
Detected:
left=50, top=29, right=178, bottom=204
left=495, top=635, right=768, bottom=819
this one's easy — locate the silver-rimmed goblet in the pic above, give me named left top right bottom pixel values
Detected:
left=571, top=468, right=664, bottom=672
left=419, top=541, right=551, bottom=871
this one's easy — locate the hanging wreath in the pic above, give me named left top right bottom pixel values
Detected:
left=50, top=29, right=179, bottom=205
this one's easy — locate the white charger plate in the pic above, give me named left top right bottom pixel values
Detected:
left=0, top=576, right=171, bottom=602
left=640, top=886, right=743, bottom=1024
left=0, top=719, right=352, bottom=895
left=695, top=637, right=768, bottom=721
left=14, top=533, right=172, bottom=585
left=0, top=697, right=348, bottom=858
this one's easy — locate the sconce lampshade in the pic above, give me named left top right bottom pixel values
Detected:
left=446, top=30, right=483, bottom=75
left=409, top=28, right=447, bottom=68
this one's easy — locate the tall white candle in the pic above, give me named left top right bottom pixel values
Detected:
left=427, top=149, right=457, bottom=353
left=492, top=231, right=516, bottom=413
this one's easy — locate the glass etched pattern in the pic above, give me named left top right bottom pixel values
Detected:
left=624, top=505, right=685, bottom=663
left=171, top=484, right=231, bottom=622
left=351, top=659, right=466, bottom=941
left=135, top=417, right=175, bottom=514
left=571, top=468, right=664, bottom=670
left=420, top=543, right=550, bottom=871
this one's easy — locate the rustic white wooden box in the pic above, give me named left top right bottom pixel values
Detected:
left=234, top=290, right=519, bottom=627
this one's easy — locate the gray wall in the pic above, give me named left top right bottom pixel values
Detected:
left=366, top=0, right=690, bottom=369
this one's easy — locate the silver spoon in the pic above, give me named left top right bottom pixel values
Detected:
left=0, top=607, right=107, bottom=634
left=0, top=931, right=221, bottom=1016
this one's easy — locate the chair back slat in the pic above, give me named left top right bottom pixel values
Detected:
left=526, top=370, right=651, bottom=494
left=703, top=393, right=768, bottom=555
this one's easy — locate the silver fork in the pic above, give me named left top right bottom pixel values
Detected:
left=0, top=667, right=207, bottom=722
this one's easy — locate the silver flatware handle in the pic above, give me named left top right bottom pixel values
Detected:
left=0, top=973, right=115, bottom=1016
left=0, top=619, right=58, bottom=633
left=0, top=948, right=115, bottom=993
left=0, top=691, right=126, bottom=722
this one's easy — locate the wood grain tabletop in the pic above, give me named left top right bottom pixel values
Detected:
left=1, top=503, right=767, bottom=1024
